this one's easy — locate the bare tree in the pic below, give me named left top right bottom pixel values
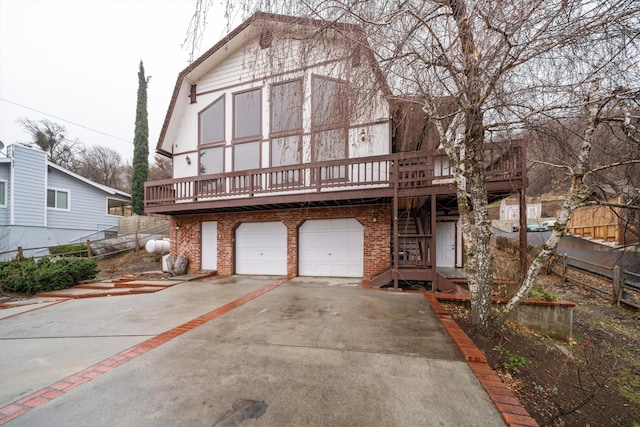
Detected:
left=496, top=88, right=640, bottom=324
left=75, top=145, right=125, bottom=190
left=148, top=154, right=173, bottom=181
left=17, top=118, right=82, bottom=170
left=189, top=0, right=640, bottom=333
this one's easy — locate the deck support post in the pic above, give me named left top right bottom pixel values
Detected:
left=431, top=193, right=437, bottom=292
left=518, top=168, right=528, bottom=282
left=393, top=160, right=399, bottom=289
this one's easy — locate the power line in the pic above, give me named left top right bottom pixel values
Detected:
left=0, top=97, right=133, bottom=144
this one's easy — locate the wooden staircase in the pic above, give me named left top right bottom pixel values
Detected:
left=370, top=209, right=435, bottom=288
left=395, top=210, right=424, bottom=266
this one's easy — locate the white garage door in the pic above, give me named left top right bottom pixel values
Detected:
left=236, top=221, right=287, bottom=275
left=299, top=218, right=364, bottom=277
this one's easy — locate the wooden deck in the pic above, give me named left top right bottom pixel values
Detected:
left=145, top=143, right=524, bottom=214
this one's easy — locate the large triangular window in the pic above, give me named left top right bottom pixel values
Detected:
left=199, top=95, right=225, bottom=145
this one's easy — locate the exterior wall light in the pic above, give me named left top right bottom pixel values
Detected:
left=185, top=155, right=191, bottom=165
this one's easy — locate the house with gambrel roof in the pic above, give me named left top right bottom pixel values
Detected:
left=144, top=12, right=526, bottom=289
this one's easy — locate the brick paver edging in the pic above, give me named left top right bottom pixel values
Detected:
left=0, top=300, right=68, bottom=321
left=423, top=293, right=539, bottom=427
left=0, top=278, right=288, bottom=425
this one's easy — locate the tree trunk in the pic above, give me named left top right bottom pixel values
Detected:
left=494, top=101, right=598, bottom=326
left=464, top=110, right=494, bottom=335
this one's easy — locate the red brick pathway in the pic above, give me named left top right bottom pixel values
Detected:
left=424, top=293, right=539, bottom=427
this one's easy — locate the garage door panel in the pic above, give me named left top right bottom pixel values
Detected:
left=236, top=222, right=287, bottom=275
left=299, top=218, right=363, bottom=277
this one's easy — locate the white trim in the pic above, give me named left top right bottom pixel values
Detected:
left=0, top=180, right=6, bottom=208
left=9, top=147, right=14, bottom=225
left=43, top=152, right=48, bottom=226
left=46, top=187, right=71, bottom=211
left=47, top=162, right=131, bottom=198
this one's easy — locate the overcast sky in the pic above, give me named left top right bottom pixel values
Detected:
left=0, top=0, right=233, bottom=163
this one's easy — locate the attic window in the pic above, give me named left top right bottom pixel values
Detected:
left=259, top=31, right=273, bottom=49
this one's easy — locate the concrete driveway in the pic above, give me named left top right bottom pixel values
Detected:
left=0, top=276, right=506, bottom=426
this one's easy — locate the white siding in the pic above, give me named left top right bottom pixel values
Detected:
left=197, top=46, right=257, bottom=93
left=169, top=23, right=391, bottom=181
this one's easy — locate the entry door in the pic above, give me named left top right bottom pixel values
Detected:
left=235, top=221, right=287, bottom=275
left=201, top=221, right=218, bottom=271
left=436, top=222, right=455, bottom=267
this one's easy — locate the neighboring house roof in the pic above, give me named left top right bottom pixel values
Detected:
left=7, top=143, right=130, bottom=199
left=156, top=11, right=390, bottom=158
left=47, top=162, right=130, bottom=199
left=501, top=196, right=541, bottom=206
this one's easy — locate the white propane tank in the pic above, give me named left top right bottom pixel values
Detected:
left=145, top=238, right=170, bottom=254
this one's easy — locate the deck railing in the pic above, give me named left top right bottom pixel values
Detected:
left=145, top=144, right=522, bottom=208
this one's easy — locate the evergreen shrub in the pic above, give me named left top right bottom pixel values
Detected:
left=0, top=257, right=98, bottom=294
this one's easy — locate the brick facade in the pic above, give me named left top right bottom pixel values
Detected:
left=169, top=204, right=391, bottom=280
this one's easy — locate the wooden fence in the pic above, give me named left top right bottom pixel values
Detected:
left=556, top=253, right=640, bottom=309
left=0, top=223, right=169, bottom=261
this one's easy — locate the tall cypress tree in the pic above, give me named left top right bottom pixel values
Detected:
left=132, top=60, right=149, bottom=215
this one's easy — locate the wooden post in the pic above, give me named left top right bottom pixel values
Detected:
left=86, top=240, right=93, bottom=258
left=17, top=246, right=24, bottom=261
left=612, top=265, right=623, bottom=306
left=518, top=185, right=527, bottom=282
left=561, top=254, right=568, bottom=283
left=519, top=143, right=528, bottom=282
left=392, top=159, right=399, bottom=289
left=431, top=192, right=437, bottom=292
left=135, top=232, right=140, bottom=252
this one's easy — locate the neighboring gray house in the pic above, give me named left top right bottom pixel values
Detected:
left=0, top=144, right=131, bottom=260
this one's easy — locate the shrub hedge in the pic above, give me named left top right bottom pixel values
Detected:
left=49, top=244, right=89, bottom=257
left=0, top=257, right=98, bottom=294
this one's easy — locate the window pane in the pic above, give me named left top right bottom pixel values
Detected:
left=199, top=96, right=225, bottom=144
left=234, top=141, right=260, bottom=171
left=199, top=147, right=224, bottom=175
left=271, top=136, right=301, bottom=166
left=47, top=189, right=56, bottom=207
left=312, top=129, right=346, bottom=161
left=271, top=81, right=302, bottom=133
left=312, top=76, right=347, bottom=127
left=0, top=182, right=5, bottom=206
left=57, top=191, right=68, bottom=209
left=234, top=89, right=261, bottom=139
left=312, top=129, right=346, bottom=180
left=108, top=198, right=131, bottom=216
